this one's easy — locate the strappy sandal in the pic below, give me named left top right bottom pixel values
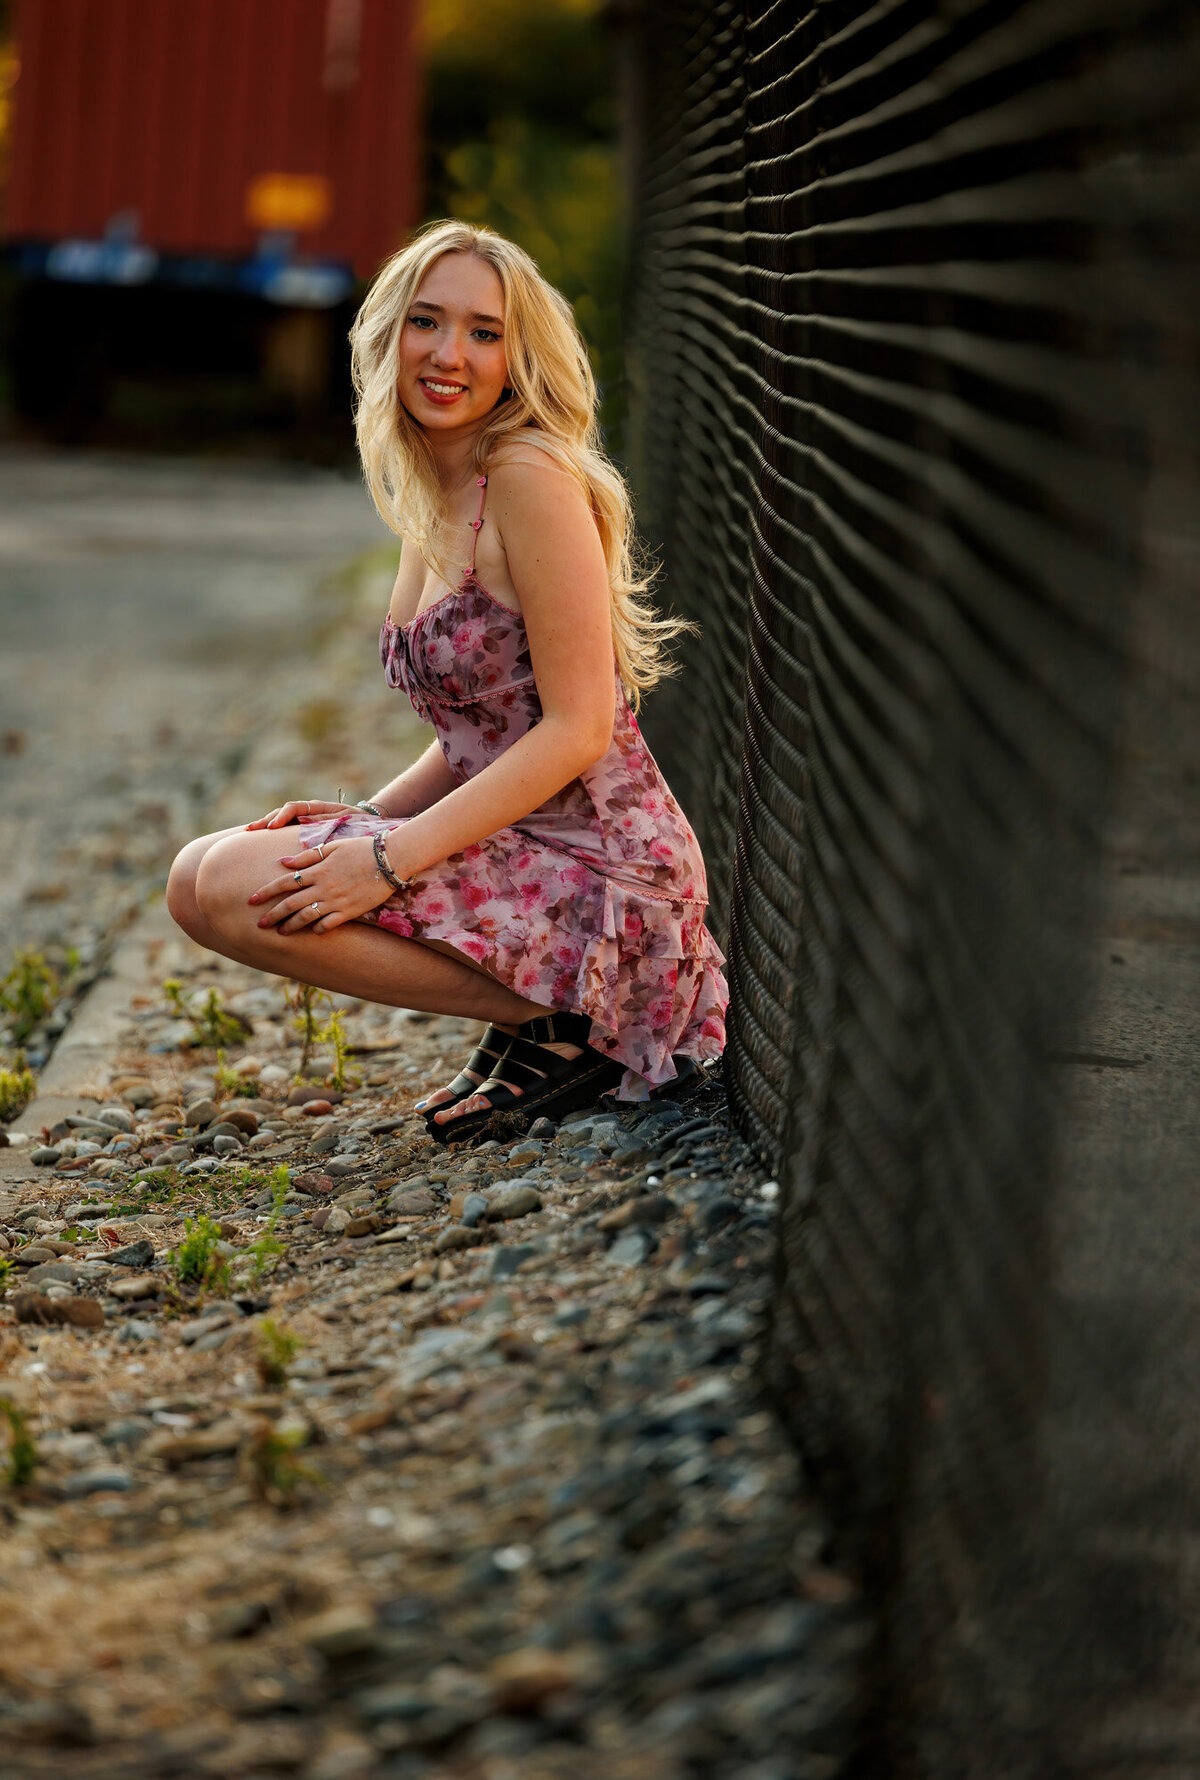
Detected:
left=426, top=1011, right=623, bottom=1145
left=417, top=1023, right=514, bottom=1133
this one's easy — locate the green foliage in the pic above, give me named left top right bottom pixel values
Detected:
left=0, top=1055, right=34, bottom=1122
left=0, top=1256, right=14, bottom=1293
left=169, top=1213, right=228, bottom=1289
left=244, top=1166, right=290, bottom=1280
left=0, top=1397, right=38, bottom=1487
left=162, top=979, right=251, bottom=1050
left=256, top=1318, right=302, bottom=1388
left=246, top=1424, right=322, bottom=1508
left=0, top=950, right=60, bottom=1045
left=289, top=982, right=328, bottom=1076
left=421, top=0, right=623, bottom=441
left=323, top=1008, right=358, bottom=1093
left=214, top=1051, right=260, bottom=1099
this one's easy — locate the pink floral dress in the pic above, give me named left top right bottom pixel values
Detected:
left=300, top=476, right=728, bottom=1101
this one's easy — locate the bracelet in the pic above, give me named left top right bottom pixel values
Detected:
left=373, top=830, right=410, bottom=895
left=356, top=800, right=387, bottom=819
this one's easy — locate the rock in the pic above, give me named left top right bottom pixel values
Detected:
left=369, top=1117, right=406, bottom=1135
left=293, top=1171, right=334, bottom=1198
left=73, top=1140, right=102, bottom=1158
left=193, top=1327, right=231, bottom=1352
left=183, top=1097, right=218, bottom=1128
left=247, top=1132, right=280, bottom=1152
left=213, top=1135, right=241, bottom=1157
left=527, top=1117, right=557, bottom=1141
left=215, top=1107, right=258, bottom=1135
left=16, top=1244, right=58, bottom=1267
left=97, top=1106, right=135, bottom=1133
left=310, top=1130, right=340, bottom=1155
left=607, top=1228, right=656, bottom=1267
left=288, top=1084, right=344, bottom=1107
left=334, top=1188, right=375, bottom=1211
left=487, top=1245, right=537, bottom=1280
left=507, top=1141, right=545, bottom=1166
left=65, top=1201, right=115, bottom=1222
left=4, top=1700, right=96, bottom=1746
left=301, top=1100, right=335, bottom=1118
left=259, top=1063, right=290, bottom=1085
left=109, top=1275, right=160, bottom=1300
left=460, top=1192, right=490, bottom=1229
left=327, top=1207, right=351, bottom=1234
left=145, top=1420, right=243, bottom=1467
left=484, top=1184, right=542, bottom=1222
left=119, top=1319, right=159, bottom=1343
left=297, top=1604, right=380, bottom=1659
left=345, top=1214, right=381, bottom=1239
left=387, top=1185, right=440, bottom=1215
left=177, top=1313, right=232, bottom=1345
left=100, top=1418, right=152, bottom=1449
left=12, top=1293, right=105, bottom=1329
left=24, top=1261, right=78, bottom=1286
left=103, top=1240, right=155, bottom=1269
left=435, top=1224, right=477, bottom=1254
left=158, top=1143, right=192, bottom=1164
left=31, top=1147, right=62, bottom=1167
left=488, top=1647, right=578, bottom=1712
left=63, top=1468, right=132, bottom=1497
left=326, top=1159, right=358, bottom=1177
left=597, top=1193, right=674, bottom=1233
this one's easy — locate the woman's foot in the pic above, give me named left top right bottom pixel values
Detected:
left=430, top=1012, right=621, bottom=1133
left=415, top=1023, right=517, bottom=1116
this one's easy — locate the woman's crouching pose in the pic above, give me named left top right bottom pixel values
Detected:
left=167, top=219, right=727, bottom=1141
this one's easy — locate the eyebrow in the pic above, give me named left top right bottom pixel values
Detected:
left=410, top=299, right=504, bottom=327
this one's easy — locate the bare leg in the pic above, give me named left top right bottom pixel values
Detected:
left=188, top=829, right=548, bottom=1025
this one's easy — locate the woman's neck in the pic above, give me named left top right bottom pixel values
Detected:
left=425, top=421, right=487, bottom=495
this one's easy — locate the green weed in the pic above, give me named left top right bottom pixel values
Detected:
left=0, top=1398, right=38, bottom=1487
left=169, top=1213, right=229, bottom=1289
left=214, top=1051, right=260, bottom=1100
left=256, top=1318, right=302, bottom=1388
left=289, top=982, right=328, bottom=1076
left=0, top=1057, right=35, bottom=1122
left=0, top=950, right=60, bottom=1045
left=243, top=1166, right=290, bottom=1280
left=245, top=1424, right=322, bottom=1508
left=162, top=979, right=251, bottom=1050
left=0, top=1257, right=14, bottom=1293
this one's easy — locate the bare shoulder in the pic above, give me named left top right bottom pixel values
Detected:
left=487, top=446, right=591, bottom=546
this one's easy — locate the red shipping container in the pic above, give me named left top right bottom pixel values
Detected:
left=4, top=0, right=420, bottom=279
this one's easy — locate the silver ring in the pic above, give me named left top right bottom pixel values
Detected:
left=311, top=902, right=320, bottom=913
left=316, top=844, right=326, bottom=859
left=293, top=871, right=303, bottom=885
left=304, top=801, right=311, bottom=814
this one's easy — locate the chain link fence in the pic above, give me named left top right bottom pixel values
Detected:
left=623, top=1, right=1200, bottom=1770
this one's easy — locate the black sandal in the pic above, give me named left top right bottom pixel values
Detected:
left=426, top=1012, right=623, bottom=1145
left=417, top=1023, right=514, bottom=1132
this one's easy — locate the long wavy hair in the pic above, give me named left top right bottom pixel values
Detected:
left=349, top=218, right=689, bottom=706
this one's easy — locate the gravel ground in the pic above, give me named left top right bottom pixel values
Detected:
left=0, top=935, right=867, bottom=1780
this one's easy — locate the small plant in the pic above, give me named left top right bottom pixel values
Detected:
left=245, top=1166, right=290, bottom=1280
left=323, top=1008, right=360, bottom=1093
left=170, top=1213, right=229, bottom=1289
left=288, top=982, right=330, bottom=1076
left=245, top=1423, right=322, bottom=1508
left=0, top=1056, right=35, bottom=1122
left=0, top=1397, right=38, bottom=1487
left=256, top=1318, right=302, bottom=1387
left=0, top=950, right=60, bottom=1046
left=162, top=979, right=251, bottom=1050
left=0, top=1257, right=15, bottom=1293
left=214, top=1051, right=260, bottom=1100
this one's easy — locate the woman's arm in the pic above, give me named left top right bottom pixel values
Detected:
left=379, top=454, right=615, bottom=878
left=365, top=739, right=458, bottom=818
left=254, top=455, right=616, bottom=934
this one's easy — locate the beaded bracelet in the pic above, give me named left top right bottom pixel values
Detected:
left=372, top=830, right=410, bottom=895
left=356, top=800, right=387, bottom=819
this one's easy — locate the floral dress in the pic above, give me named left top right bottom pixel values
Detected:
left=299, top=476, right=728, bottom=1101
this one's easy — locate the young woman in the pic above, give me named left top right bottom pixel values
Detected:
left=167, top=220, right=727, bottom=1139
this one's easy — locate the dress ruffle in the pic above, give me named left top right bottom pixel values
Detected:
left=297, top=811, right=727, bottom=1101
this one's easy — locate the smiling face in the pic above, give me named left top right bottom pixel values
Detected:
left=397, top=251, right=509, bottom=435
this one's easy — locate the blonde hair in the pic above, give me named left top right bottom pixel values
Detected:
left=349, top=218, right=689, bottom=707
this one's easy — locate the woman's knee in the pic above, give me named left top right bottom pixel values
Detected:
left=166, top=828, right=240, bottom=933
left=193, top=832, right=266, bottom=933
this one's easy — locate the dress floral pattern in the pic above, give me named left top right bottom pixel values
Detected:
left=299, top=563, right=728, bottom=1101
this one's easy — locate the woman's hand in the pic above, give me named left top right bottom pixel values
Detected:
left=248, top=837, right=393, bottom=935
left=244, top=799, right=358, bottom=832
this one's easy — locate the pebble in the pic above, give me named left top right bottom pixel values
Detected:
left=117, top=1318, right=159, bottom=1342
left=97, top=1106, right=135, bottom=1133
left=109, top=1274, right=161, bottom=1300
left=63, top=1468, right=134, bottom=1497
left=484, top=1184, right=542, bottom=1222
left=293, top=1172, right=335, bottom=1198
left=184, top=1097, right=218, bottom=1127
left=16, top=1244, right=58, bottom=1267
left=247, top=1131, right=279, bottom=1152
left=387, top=1185, right=440, bottom=1215
left=460, top=1192, right=489, bottom=1228
left=597, top=1192, right=673, bottom=1232
left=65, top=1201, right=115, bottom=1222
left=487, top=1245, right=537, bottom=1280
left=607, top=1228, right=656, bottom=1266
left=259, top=1063, right=290, bottom=1085
left=31, top=1147, right=61, bottom=1166
left=326, top=1207, right=351, bottom=1234
left=434, top=1225, right=477, bottom=1254
left=213, top=1135, right=241, bottom=1157
left=103, top=1240, right=155, bottom=1269
left=215, top=1107, right=259, bottom=1135
left=23, top=1261, right=78, bottom=1286
left=12, top=1292, right=105, bottom=1329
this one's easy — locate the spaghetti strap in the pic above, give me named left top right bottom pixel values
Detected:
left=468, top=475, right=487, bottom=574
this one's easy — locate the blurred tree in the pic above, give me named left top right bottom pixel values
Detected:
left=420, top=0, right=623, bottom=441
